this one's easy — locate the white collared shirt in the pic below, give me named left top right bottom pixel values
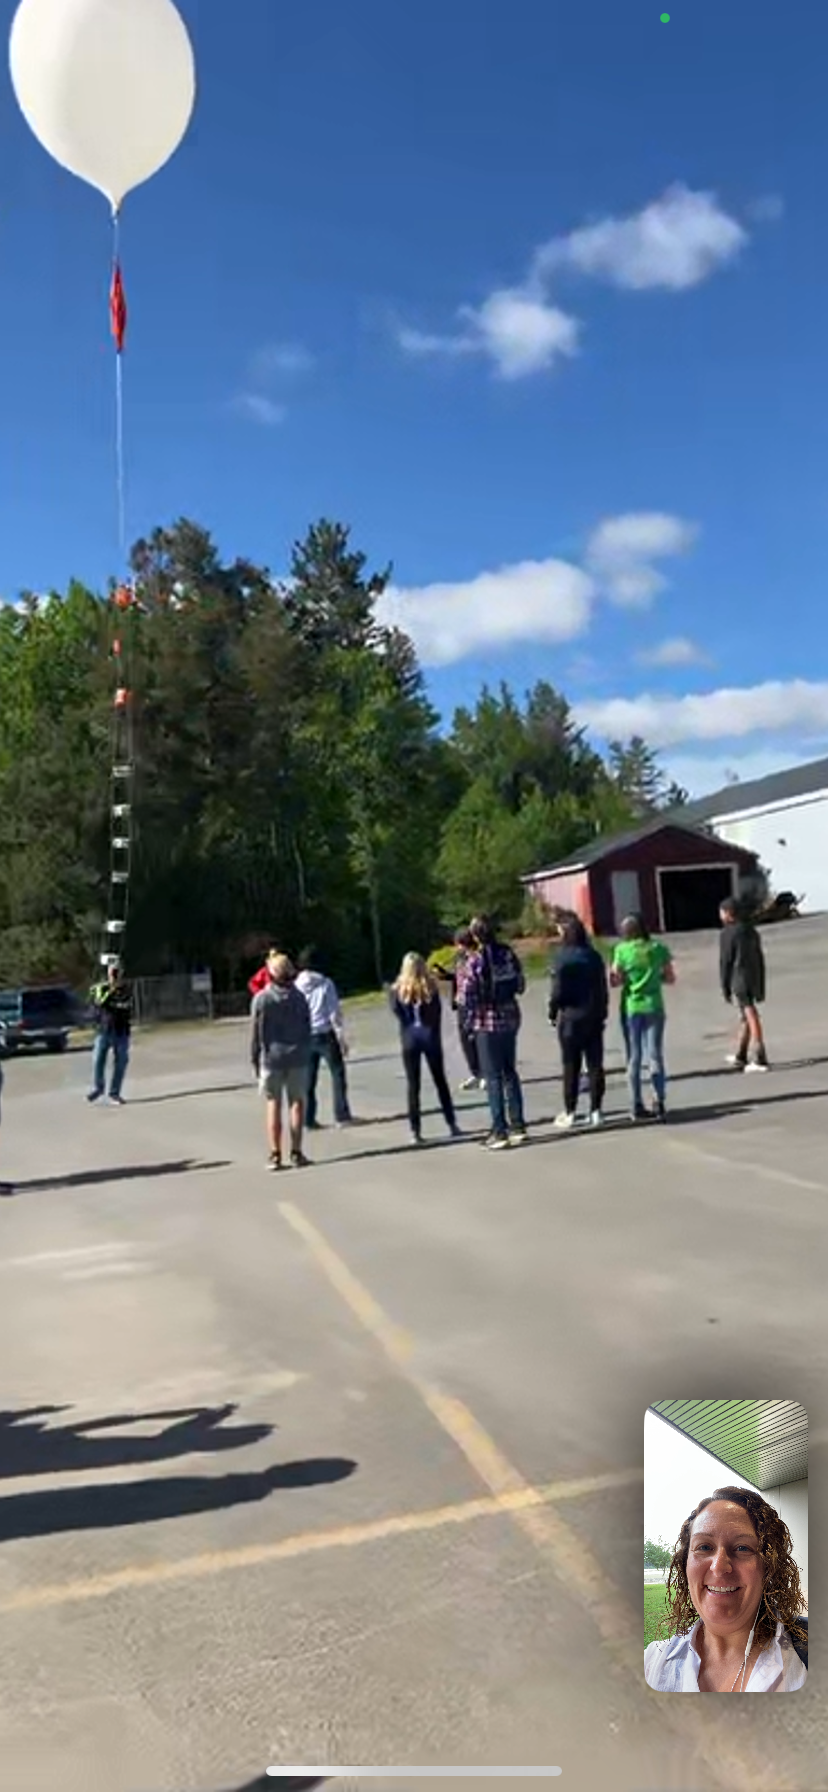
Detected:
left=294, top=970, right=343, bottom=1036
left=645, top=1620, right=807, bottom=1692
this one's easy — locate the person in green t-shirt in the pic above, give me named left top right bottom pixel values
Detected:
left=610, top=914, right=675, bottom=1121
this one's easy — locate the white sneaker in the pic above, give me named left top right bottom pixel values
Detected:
left=554, top=1112, right=576, bottom=1130
left=478, top=1077, right=488, bottom=1090
left=744, top=1061, right=769, bottom=1074
left=459, top=1077, right=477, bottom=1091
left=725, top=1054, right=746, bottom=1068
left=589, top=1111, right=604, bottom=1128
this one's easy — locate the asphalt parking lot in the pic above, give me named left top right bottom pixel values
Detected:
left=1, top=920, right=826, bottom=1792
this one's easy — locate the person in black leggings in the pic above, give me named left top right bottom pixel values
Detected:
left=389, top=953, right=462, bottom=1145
left=549, top=914, right=609, bottom=1129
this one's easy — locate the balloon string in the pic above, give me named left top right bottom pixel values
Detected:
left=115, top=350, right=126, bottom=567
left=112, top=209, right=126, bottom=569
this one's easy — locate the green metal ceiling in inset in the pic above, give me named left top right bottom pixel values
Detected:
left=650, top=1399, right=808, bottom=1490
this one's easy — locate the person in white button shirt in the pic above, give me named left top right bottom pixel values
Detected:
left=645, top=1485, right=807, bottom=1692
left=295, top=949, right=353, bottom=1129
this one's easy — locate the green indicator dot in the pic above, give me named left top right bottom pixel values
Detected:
left=660, top=11, right=670, bottom=18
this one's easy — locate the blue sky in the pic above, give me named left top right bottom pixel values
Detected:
left=2, top=0, right=828, bottom=793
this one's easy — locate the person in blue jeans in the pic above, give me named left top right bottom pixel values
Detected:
left=87, top=963, right=133, bottom=1105
left=295, top=949, right=353, bottom=1128
left=610, top=914, right=674, bottom=1121
left=464, top=914, right=527, bottom=1150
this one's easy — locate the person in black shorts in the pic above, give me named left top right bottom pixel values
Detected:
left=719, top=896, right=769, bottom=1072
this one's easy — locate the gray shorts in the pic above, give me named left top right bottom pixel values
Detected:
left=263, top=1061, right=308, bottom=1104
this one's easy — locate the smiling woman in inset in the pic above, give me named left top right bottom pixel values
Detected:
left=645, top=1486, right=808, bottom=1691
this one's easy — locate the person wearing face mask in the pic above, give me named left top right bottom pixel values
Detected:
left=644, top=1485, right=808, bottom=1691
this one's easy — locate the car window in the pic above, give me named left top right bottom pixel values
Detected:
left=21, top=989, right=72, bottom=1015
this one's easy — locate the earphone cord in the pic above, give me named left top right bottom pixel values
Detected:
left=730, top=1599, right=765, bottom=1691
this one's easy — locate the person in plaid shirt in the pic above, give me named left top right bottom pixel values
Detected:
left=464, top=914, right=528, bottom=1149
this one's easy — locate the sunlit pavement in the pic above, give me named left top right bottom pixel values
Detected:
left=1, top=921, right=826, bottom=1791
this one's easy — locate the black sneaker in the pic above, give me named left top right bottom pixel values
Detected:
left=486, top=1132, right=511, bottom=1151
left=290, top=1149, right=311, bottom=1168
left=630, top=1104, right=649, bottom=1123
left=653, top=1100, right=667, bottom=1122
left=86, top=1090, right=102, bottom=1103
left=268, top=1152, right=282, bottom=1172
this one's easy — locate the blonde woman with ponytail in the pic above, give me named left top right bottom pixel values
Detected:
left=389, top=953, right=462, bottom=1146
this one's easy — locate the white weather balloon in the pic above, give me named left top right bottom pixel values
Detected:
left=9, top=0, right=196, bottom=212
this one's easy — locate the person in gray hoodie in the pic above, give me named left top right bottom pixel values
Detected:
left=250, top=952, right=312, bottom=1170
left=295, top=949, right=353, bottom=1129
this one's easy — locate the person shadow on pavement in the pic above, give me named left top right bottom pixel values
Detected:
left=0, top=1403, right=273, bottom=1480
left=0, top=1452, right=357, bottom=1543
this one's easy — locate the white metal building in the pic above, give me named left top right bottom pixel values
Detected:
left=684, top=755, right=828, bottom=915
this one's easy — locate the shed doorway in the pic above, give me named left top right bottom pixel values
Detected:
left=658, top=864, right=736, bottom=931
left=610, top=868, right=641, bottom=932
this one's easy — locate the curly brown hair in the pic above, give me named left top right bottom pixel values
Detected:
left=659, top=1485, right=807, bottom=1650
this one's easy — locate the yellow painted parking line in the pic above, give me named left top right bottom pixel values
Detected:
left=0, top=1468, right=642, bottom=1615
left=279, top=1201, right=638, bottom=1657
left=277, top=1202, right=799, bottom=1792
left=0, top=1469, right=641, bottom=1627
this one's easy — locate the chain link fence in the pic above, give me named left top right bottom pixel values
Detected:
left=132, top=972, right=215, bottom=1025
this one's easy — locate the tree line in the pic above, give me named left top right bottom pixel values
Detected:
left=0, top=517, right=687, bottom=994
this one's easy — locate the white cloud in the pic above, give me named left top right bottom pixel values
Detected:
left=396, top=324, right=477, bottom=361
left=397, top=288, right=580, bottom=380
left=533, top=184, right=748, bottom=292
left=231, top=340, right=313, bottom=425
left=251, top=341, right=314, bottom=379
left=377, top=558, right=596, bottom=668
left=579, top=680, right=828, bottom=749
left=397, top=185, right=750, bottom=380
left=636, top=636, right=710, bottom=668
left=233, top=392, right=286, bottom=427
left=584, top=513, right=698, bottom=607
left=377, top=507, right=698, bottom=666
left=665, top=747, right=818, bottom=799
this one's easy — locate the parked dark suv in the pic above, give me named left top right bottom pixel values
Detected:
left=0, top=986, right=78, bottom=1055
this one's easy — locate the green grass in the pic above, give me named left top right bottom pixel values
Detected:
left=644, top=1581, right=670, bottom=1646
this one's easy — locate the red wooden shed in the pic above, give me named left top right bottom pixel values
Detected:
left=521, top=819, right=760, bottom=936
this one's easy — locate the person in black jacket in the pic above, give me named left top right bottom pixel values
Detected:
left=719, top=897, right=769, bottom=1072
left=87, top=962, right=133, bottom=1105
left=390, top=953, right=461, bottom=1145
left=549, top=916, right=609, bottom=1128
